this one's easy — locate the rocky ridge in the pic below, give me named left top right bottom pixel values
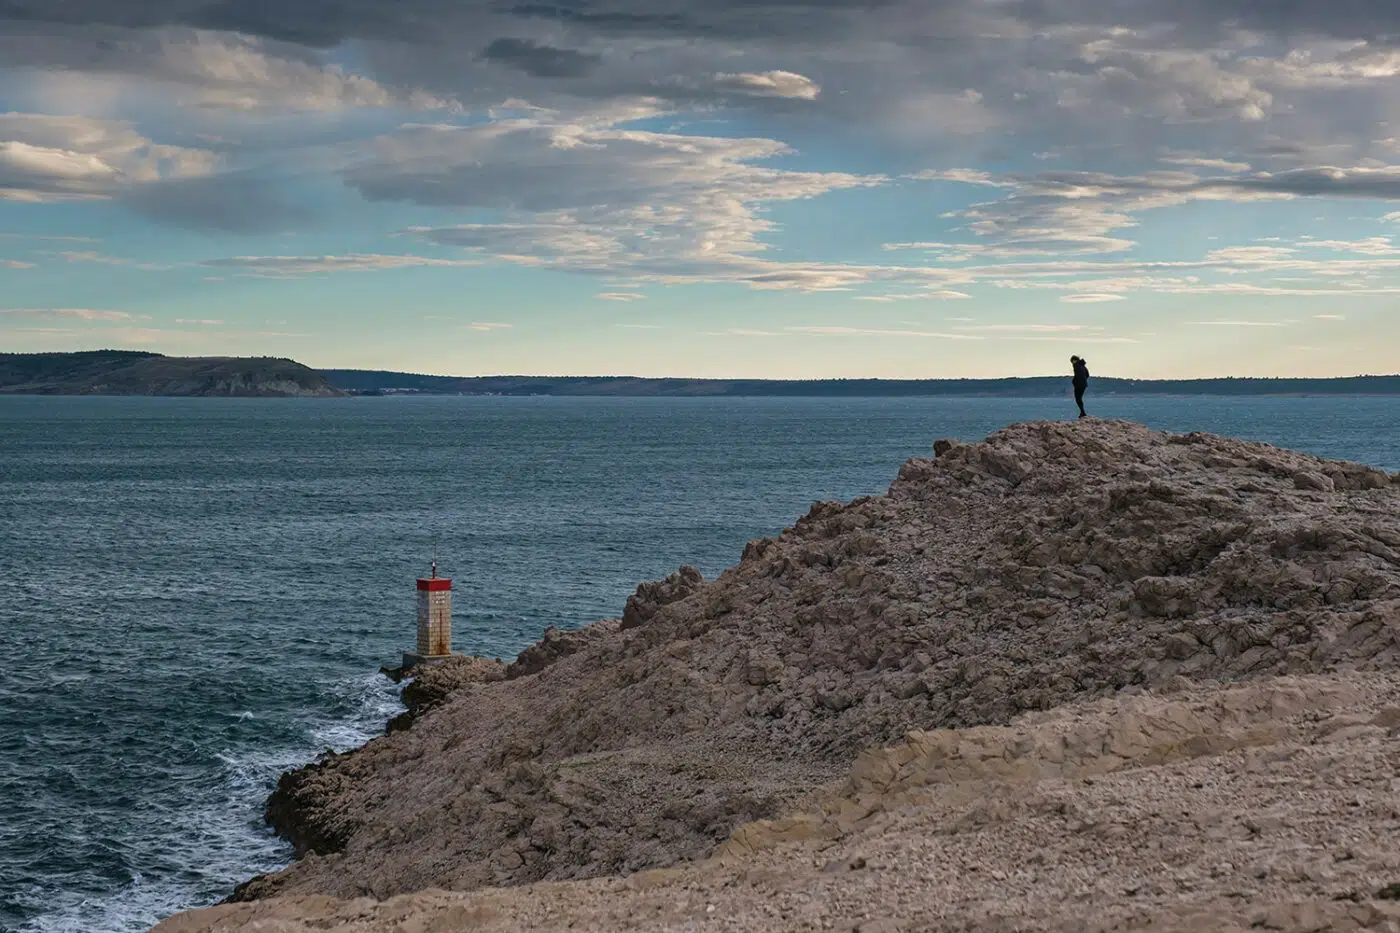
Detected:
left=219, top=420, right=1400, bottom=911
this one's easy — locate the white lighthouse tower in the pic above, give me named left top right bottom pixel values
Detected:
left=403, top=559, right=454, bottom=670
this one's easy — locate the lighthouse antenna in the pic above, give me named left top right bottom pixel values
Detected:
left=431, top=537, right=438, bottom=579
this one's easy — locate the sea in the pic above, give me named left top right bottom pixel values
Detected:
left=3, top=394, right=1400, bottom=933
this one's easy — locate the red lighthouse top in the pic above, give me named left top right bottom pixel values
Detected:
left=417, top=558, right=451, bottom=591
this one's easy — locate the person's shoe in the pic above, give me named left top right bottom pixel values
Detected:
left=1078, top=412, right=1086, bottom=418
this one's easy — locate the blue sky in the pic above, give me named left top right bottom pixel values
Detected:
left=4, top=5, right=1400, bottom=377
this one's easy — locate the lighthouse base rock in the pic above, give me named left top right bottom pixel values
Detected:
left=160, top=420, right=1400, bottom=932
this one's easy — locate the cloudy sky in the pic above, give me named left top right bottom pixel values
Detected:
left=3, top=1, right=1400, bottom=378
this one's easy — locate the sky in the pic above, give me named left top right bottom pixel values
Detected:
left=3, top=3, right=1400, bottom=378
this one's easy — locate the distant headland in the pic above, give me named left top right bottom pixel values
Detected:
left=5, top=350, right=1400, bottom=398
left=0, top=350, right=342, bottom=397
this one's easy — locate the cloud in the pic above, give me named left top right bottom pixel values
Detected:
left=466, top=321, right=511, bottom=331
left=200, top=253, right=483, bottom=276
left=907, top=169, right=1015, bottom=187
left=1059, top=293, right=1127, bottom=303
left=10, top=0, right=1400, bottom=50
left=0, top=258, right=35, bottom=268
left=1, top=30, right=459, bottom=113
left=0, top=232, right=97, bottom=243
left=596, top=291, right=646, bottom=301
left=710, top=71, right=820, bottom=100
left=1302, top=236, right=1400, bottom=256
left=785, top=326, right=982, bottom=340
left=123, top=169, right=319, bottom=234
left=479, top=38, right=602, bottom=79
left=956, top=323, right=1105, bottom=332
left=0, top=113, right=216, bottom=202
left=1161, top=155, right=1252, bottom=172
left=914, top=165, right=1400, bottom=259
left=175, top=318, right=225, bottom=324
left=49, top=249, right=171, bottom=270
left=0, top=307, right=134, bottom=321
left=1205, top=245, right=1298, bottom=262
left=14, top=0, right=1400, bottom=312
left=386, top=111, right=885, bottom=289
left=1193, top=320, right=1292, bottom=327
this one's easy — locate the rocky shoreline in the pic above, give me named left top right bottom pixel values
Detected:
left=161, top=419, right=1400, bottom=932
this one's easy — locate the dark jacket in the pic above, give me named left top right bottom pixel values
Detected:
left=1072, top=359, right=1089, bottom=387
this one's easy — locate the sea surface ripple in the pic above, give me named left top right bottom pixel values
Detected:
left=3, top=394, right=1399, bottom=933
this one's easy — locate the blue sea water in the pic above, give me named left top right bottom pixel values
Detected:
left=3, top=393, right=1400, bottom=933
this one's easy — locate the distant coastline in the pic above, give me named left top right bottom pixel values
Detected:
left=5, top=350, right=1400, bottom=398
left=325, top=369, right=1400, bottom=398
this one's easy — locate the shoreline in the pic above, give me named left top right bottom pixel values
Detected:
left=173, top=418, right=1400, bottom=929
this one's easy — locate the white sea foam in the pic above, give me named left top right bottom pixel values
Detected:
left=15, top=674, right=405, bottom=933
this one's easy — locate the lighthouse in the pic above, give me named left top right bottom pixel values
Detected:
left=403, top=559, right=454, bottom=670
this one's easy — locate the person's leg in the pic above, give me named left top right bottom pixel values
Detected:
left=1074, top=384, right=1086, bottom=417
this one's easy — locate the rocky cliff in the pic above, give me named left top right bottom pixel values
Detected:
left=163, top=419, right=1400, bottom=932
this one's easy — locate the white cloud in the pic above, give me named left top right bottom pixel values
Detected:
left=0, top=113, right=216, bottom=201
left=957, top=323, right=1105, bottom=332
left=710, top=71, right=820, bottom=100
left=1161, top=155, right=1252, bottom=172
left=1205, top=245, right=1298, bottom=262
left=1302, top=236, right=1400, bottom=255
left=0, top=232, right=97, bottom=242
left=0, top=307, right=135, bottom=321
left=1059, top=293, right=1127, bottom=303
left=0, top=258, right=34, bottom=268
left=596, top=292, right=647, bottom=301
left=1194, top=320, right=1292, bottom=326
left=387, top=111, right=886, bottom=290
left=466, top=322, right=511, bottom=331
left=785, top=326, right=982, bottom=339
left=200, top=253, right=482, bottom=276
left=49, top=249, right=171, bottom=270
left=175, top=318, right=225, bottom=325
left=907, top=169, right=1014, bottom=187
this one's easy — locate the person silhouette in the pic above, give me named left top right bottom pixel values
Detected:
left=1070, top=355, right=1089, bottom=418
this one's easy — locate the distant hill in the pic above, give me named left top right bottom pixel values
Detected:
left=9, top=355, right=1399, bottom=398
left=322, top=369, right=1400, bottom=397
left=0, top=351, right=343, bottom=397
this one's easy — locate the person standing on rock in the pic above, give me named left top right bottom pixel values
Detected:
left=1070, top=355, right=1090, bottom=418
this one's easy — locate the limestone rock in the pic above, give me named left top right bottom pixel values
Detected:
left=224, top=420, right=1400, bottom=907
left=505, top=621, right=621, bottom=679
left=166, top=671, right=1400, bottom=933
left=385, top=656, right=510, bottom=733
left=402, top=656, right=507, bottom=712
left=620, top=565, right=704, bottom=630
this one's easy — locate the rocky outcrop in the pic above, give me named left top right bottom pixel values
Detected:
left=223, top=420, right=1400, bottom=906
left=619, top=565, right=704, bottom=629
left=505, top=621, right=622, bottom=678
left=161, top=672, right=1400, bottom=933
left=383, top=656, right=508, bottom=733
